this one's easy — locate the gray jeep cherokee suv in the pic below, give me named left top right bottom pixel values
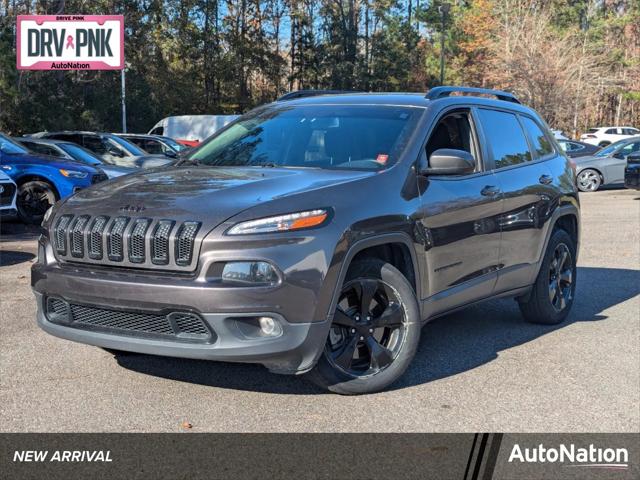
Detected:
left=32, top=87, right=580, bottom=394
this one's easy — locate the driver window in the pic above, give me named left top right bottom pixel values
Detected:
left=425, top=110, right=478, bottom=171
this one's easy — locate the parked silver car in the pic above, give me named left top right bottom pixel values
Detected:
left=574, top=136, right=640, bottom=191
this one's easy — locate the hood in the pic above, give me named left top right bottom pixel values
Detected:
left=100, top=165, right=137, bottom=179
left=3, top=152, right=98, bottom=173
left=572, top=154, right=607, bottom=165
left=58, top=165, right=372, bottom=232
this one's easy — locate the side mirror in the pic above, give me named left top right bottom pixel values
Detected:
left=627, top=152, right=640, bottom=165
left=421, top=148, right=475, bottom=175
left=164, top=149, right=177, bottom=158
left=613, top=152, right=625, bottom=160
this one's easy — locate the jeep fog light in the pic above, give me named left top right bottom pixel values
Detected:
left=221, top=261, right=279, bottom=286
left=259, top=316, right=282, bottom=337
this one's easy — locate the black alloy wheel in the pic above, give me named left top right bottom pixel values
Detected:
left=17, top=180, right=56, bottom=224
left=307, top=259, right=421, bottom=394
left=548, top=243, right=573, bottom=312
left=519, top=228, right=577, bottom=325
left=327, top=278, right=407, bottom=376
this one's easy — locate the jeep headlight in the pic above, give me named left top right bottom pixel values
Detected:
left=226, top=209, right=329, bottom=235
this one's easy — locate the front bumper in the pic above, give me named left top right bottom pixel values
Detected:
left=34, top=292, right=327, bottom=374
left=32, top=241, right=332, bottom=374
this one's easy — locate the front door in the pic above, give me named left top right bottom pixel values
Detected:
left=417, top=108, right=503, bottom=317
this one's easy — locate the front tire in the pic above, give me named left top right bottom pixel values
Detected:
left=17, top=180, right=56, bottom=224
left=306, top=259, right=421, bottom=394
left=519, top=229, right=577, bottom=325
left=576, top=169, right=602, bottom=192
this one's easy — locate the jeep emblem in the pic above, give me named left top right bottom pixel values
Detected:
left=120, top=204, right=145, bottom=213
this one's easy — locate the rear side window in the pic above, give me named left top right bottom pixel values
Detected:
left=477, top=109, right=531, bottom=169
left=521, top=116, right=554, bottom=158
left=26, top=143, right=63, bottom=157
left=605, top=128, right=618, bottom=134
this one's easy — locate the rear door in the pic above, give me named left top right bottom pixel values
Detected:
left=476, top=108, right=558, bottom=292
left=418, top=107, right=503, bottom=317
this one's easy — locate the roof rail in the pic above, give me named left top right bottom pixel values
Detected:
left=425, top=86, right=520, bottom=104
left=276, top=89, right=361, bottom=102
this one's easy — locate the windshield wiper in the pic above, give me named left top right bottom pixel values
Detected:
left=176, top=157, right=201, bottom=166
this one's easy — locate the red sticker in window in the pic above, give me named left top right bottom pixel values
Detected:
left=376, top=154, right=389, bottom=164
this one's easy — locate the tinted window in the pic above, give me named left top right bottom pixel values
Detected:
left=477, top=109, right=531, bottom=169
left=109, top=136, right=145, bottom=155
left=566, top=142, right=584, bottom=152
left=595, top=139, right=629, bottom=157
left=605, top=128, right=617, bottom=134
left=49, top=133, right=82, bottom=144
left=83, top=136, right=109, bottom=154
left=190, top=105, right=420, bottom=170
left=59, top=144, right=103, bottom=165
left=521, top=116, right=554, bottom=157
left=619, top=141, right=640, bottom=156
left=141, top=139, right=165, bottom=155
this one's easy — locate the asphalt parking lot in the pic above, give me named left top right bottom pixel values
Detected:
left=0, top=189, right=638, bottom=433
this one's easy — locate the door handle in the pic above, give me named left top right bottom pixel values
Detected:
left=539, top=174, right=553, bottom=185
left=481, top=185, right=500, bottom=197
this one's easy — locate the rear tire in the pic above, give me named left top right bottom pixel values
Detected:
left=519, top=229, right=577, bottom=325
left=306, top=258, right=421, bottom=395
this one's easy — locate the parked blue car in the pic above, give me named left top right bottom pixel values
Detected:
left=0, top=133, right=107, bottom=224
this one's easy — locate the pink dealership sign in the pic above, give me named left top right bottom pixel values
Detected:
left=17, top=15, right=124, bottom=70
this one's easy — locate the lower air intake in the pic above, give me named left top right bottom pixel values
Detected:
left=45, top=298, right=214, bottom=344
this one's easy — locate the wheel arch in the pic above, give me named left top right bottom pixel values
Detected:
left=326, top=233, right=421, bottom=323
left=15, top=174, right=60, bottom=200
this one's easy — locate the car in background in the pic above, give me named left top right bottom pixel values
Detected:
left=624, top=152, right=640, bottom=190
left=580, top=126, right=639, bottom=147
left=551, top=129, right=568, bottom=140
left=557, top=139, right=600, bottom=158
left=31, top=131, right=173, bottom=169
left=574, top=136, right=640, bottom=192
left=0, top=133, right=107, bottom=224
left=0, top=170, right=18, bottom=219
left=115, top=133, right=189, bottom=158
left=14, top=138, right=135, bottom=179
left=148, top=115, right=239, bottom=147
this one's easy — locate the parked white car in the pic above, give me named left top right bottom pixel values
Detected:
left=0, top=170, right=18, bottom=219
left=148, top=115, right=239, bottom=146
left=580, top=126, right=639, bottom=147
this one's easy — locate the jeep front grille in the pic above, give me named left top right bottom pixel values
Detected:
left=45, top=298, right=214, bottom=343
left=50, top=214, right=201, bottom=271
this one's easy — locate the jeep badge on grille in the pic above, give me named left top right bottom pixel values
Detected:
left=119, top=204, right=145, bottom=213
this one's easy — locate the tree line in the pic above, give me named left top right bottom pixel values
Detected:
left=1, top=0, right=638, bottom=137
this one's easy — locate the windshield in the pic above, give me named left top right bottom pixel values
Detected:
left=595, top=139, right=628, bottom=157
left=189, top=105, right=421, bottom=170
left=0, top=133, right=29, bottom=154
left=60, top=143, right=103, bottom=165
left=109, top=135, right=146, bottom=156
